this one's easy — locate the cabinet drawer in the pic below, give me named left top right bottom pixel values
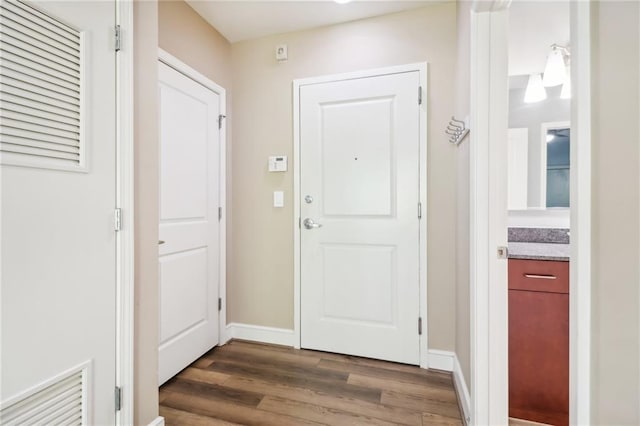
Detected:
left=508, top=259, right=569, bottom=294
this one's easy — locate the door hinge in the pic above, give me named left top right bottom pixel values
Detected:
left=218, top=297, right=222, bottom=311
left=114, top=25, right=121, bottom=52
left=218, top=207, right=222, bottom=221
left=418, top=202, right=422, bottom=219
left=418, top=317, right=423, bottom=335
left=115, top=386, right=122, bottom=412
left=218, top=114, right=226, bottom=129
left=114, top=208, right=122, bottom=232
left=418, top=86, right=423, bottom=105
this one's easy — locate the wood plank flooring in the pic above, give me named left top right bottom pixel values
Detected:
left=159, top=340, right=463, bottom=426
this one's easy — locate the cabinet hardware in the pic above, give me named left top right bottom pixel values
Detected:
left=524, top=274, right=557, bottom=280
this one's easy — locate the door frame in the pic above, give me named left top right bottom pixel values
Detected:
left=157, top=48, right=229, bottom=347
left=292, top=63, right=429, bottom=367
left=116, top=1, right=134, bottom=425
left=469, top=1, right=592, bottom=424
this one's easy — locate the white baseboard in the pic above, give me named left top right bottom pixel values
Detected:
left=225, top=323, right=295, bottom=347
left=426, top=350, right=471, bottom=425
left=427, top=349, right=455, bottom=371
left=148, top=416, right=165, bottom=426
left=452, top=354, right=472, bottom=425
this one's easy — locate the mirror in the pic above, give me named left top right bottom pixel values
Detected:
left=507, top=1, right=570, bottom=213
left=508, top=77, right=570, bottom=210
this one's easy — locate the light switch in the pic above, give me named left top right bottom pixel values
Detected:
left=273, top=191, right=284, bottom=208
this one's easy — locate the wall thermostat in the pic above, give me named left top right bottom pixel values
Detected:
left=268, top=156, right=288, bottom=172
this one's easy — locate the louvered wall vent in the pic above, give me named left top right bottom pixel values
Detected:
left=0, top=364, right=87, bottom=426
left=0, top=0, right=85, bottom=171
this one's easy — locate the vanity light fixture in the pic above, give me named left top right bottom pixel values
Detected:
left=524, top=73, right=547, bottom=103
left=542, top=44, right=569, bottom=87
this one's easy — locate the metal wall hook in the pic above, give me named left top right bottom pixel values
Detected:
left=445, top=116, right=470, bottom=146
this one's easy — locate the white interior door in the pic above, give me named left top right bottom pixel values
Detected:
left=158, top=61, right=220, bottom=385
left=300, top=71, right=422, bottom=365
left=1, top=0, right=117, bottom=423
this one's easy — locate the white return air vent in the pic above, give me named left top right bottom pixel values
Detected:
left=0, top=0, right=85, bottom=171
left=0, top=361, right=89, bottom=426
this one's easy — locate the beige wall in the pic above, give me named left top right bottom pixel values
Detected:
left=591, top=1, right=640, bottom=423
left=229, top=4, right=458, bottom=350
left=133, top=0, right=159, bottom=424
left=455, top=0, right=471, bottom=389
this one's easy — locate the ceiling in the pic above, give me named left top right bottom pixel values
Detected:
left=508, top=0, right=570, bottom=77
left=185, top=0, right=440, bottom=43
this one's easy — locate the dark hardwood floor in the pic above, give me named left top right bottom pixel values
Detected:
left=159, top=340, right=463, bottom=426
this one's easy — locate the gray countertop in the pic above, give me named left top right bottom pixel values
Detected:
left=508, top=242, right=570, bottom=262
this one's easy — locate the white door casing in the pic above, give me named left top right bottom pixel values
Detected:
left=298, top=68, right=425, bottom=365
left=1, top=0, right=117, bottom=423
left=470, top=1, right=593, bottom=424
left=158, top=60, right=221, bottom=385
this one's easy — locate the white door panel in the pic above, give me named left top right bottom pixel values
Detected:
left=300, top=71, right=421, bottom=365
left=1, top=0, right=117, bottom=423
left=158, top=62, right=220, bottom=385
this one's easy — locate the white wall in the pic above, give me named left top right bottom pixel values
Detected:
left=591, top=1, right=640, bottom=423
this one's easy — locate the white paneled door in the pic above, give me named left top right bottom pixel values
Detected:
left=300, top=71, right=422, bottom=365
left=158, top=61, right=221, bottom=384
left=1, top=0, right=117, bottom=423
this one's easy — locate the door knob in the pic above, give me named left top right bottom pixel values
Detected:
left=303, top=218, right=323, bottom=229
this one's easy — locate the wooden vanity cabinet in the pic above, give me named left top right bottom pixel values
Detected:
left=509, top=259, right=569, bottom=426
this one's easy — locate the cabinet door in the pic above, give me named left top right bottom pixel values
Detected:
left=509, top=289, right=569, bottom=426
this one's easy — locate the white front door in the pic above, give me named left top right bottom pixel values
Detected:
left=158, top=61, right=221, bottom=384
left=299, top=70, right=422, bottom=365
left=1, top=0, right=117, bottom=423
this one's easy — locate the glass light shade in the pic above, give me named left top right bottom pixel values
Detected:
left=542, top=48, right=567, bottom=87
left=524, top=74, right=547, bottom=103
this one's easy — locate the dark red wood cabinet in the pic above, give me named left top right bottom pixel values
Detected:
left=509, top=259, right=569, bottom=426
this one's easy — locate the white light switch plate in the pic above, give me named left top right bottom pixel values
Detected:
left=273, top=191, right=284, bottom=208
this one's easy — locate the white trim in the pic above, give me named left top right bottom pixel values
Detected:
left=157, top=48, right=228, bottom=348
left=293, top=81, right=301, bottom=349
left=540, top=120, right=571, bottom=207
left=226, top=323, right=295, bottom=347
left=470, top=1, right=592, bottom=425
left=453, top=355, right=472, bottom=425
left=147, top=416, right=165, bottom=426
left=158, top=49, right=227, bottom=95
left=425, top=350, right=471, bottom=425
left=292, top=62, right=429, bottom=367
left=115, top=2, right=134, bottom=426
left=427, top=349, right=455, bottom=372
left=469, top=7, right=509, bottom=426
left=569, top=1, right=592, bottom=424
